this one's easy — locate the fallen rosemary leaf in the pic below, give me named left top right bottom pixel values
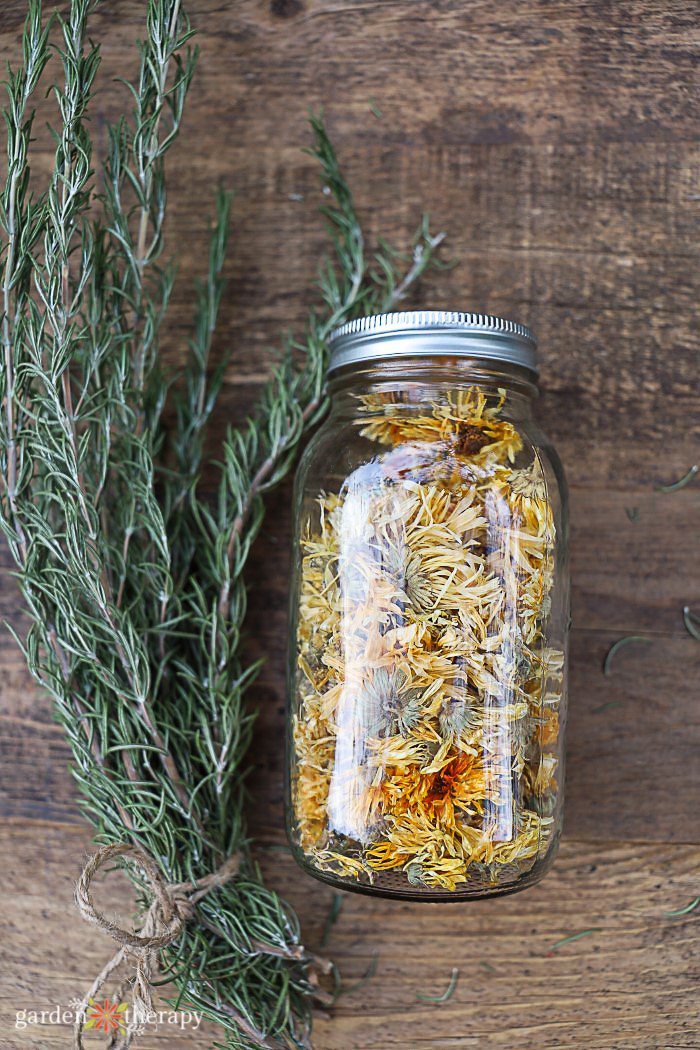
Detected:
left=334, top=951, right=379, bottom=1000
left=665, top=896, right=700, bottom=917
left=683, top=606, right=700, bottom=641
left=369, top=97, right=382, bottom=119
left=591, top=699, right=622, bottom=713
left=320, top=893, right=344, bottom=947
left=656, top=464, right=698, bottom=492
left=603, top=635, right=653, bottom=675
left=550, top=928, right=602, bottom=950
left=416, top=967, right=460, bottom=1003
left=480, top=960, right=497, bottom=973
left=624, top=506, right=640, bottom=522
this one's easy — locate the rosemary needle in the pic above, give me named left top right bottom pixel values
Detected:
left=656, top=464, right=698, bottom=492
left=549, top=928, right=602, bottom=950
left=665, top=896, right=700, bottom=917
left=320, top=893, right=343, bottom=948
left=603, top=635, right=653, bottom=675
left=591, top=699, right=622, bottom=713
left=334, top=951, right=379, bottom=1000
left=416, top=967, right=460, bottom=1003
left=683, top=606, right=700, bottom=641
left=368, top=97, right=382, bottom=119
left=624, top=506, right=640, bottom=522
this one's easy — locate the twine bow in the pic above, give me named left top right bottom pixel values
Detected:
left=73, top=842, right=240, bottom=1050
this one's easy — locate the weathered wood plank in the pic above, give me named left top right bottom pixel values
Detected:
left=569, top=488, right=700, bottom=633
left=1, top=823, right=699, bottom=1050
left=2, top=5, right=700, bottom=482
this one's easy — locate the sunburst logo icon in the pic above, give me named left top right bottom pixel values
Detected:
left=84, top=997, right=129, bottom=1034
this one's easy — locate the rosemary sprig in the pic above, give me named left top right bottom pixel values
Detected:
left=0, top=1, right=50, bottom=565
left=0, top=3, right=446, bottom=1047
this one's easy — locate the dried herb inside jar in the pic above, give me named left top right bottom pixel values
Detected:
left=291, top=387, right=563, bottom=892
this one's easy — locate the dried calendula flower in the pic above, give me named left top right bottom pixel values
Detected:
left=362, top=668, right=425, bottom=737
left=439, top=697, right=477, bottom=740
left=401, top=549, right=433, bottom=614
left=289, top=380, right=565, bottom=896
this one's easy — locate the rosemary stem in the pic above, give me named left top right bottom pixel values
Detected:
left=1, top=178, right=22, bottom=552
left=217, top=381, right=326, bottom=620
left=217, top=285, right=366, bottom=620
left=218, top=449, right=279, bottom=616
left=391, top=231, right=446, bottom=304
left=121, top=0, right=185, bottom=593
left=216, top=222, right=445, bottom=619
left=133, top=0, right=182, bottom=393
left=1, top=95, right=30, bottom=560
left=199, top=991, right=286, bottom=1050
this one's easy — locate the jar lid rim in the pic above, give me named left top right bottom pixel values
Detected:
left=328, top=310, right=538, bottom=376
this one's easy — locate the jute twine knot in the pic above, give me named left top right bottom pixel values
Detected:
left=73, top=841, right=240, bottom=1050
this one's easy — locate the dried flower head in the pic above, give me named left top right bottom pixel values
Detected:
left=361, top=668, right=425, bottom=737
left=439, top=697, right=477, bottom=739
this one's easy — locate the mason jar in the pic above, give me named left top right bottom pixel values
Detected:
left=286, top=312, right=568, bottom=900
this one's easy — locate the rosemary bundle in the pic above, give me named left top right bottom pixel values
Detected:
left=0, top=2, right=445, bottom=1047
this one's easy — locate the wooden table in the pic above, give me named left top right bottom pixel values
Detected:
left=1, top=2, right=699, bottom=1047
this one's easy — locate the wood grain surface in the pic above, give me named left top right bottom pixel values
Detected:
left=1, top=1, right=699, bottom=1048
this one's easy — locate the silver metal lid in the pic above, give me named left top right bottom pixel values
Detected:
left=328, top=311, right=537, bottom=376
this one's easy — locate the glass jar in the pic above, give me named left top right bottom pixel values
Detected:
left=286, top=312, right=568, bottom=900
